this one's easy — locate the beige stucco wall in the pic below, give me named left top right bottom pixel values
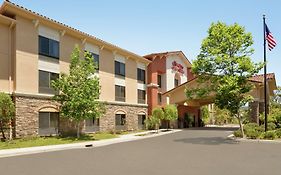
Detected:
left=60, top=33, right=82, bottom=74
left=99, top=48, right=115, bottom=101
left=126, top=58, right=137, bottom=104
left=0, top=23, right=10, bottom=93
left=15, top=16, right=38, bottom=94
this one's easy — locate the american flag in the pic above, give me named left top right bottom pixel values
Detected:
left=265, top=24, right=277, bottom=51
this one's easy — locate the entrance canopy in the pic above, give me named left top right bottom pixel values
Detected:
left=163, top=73, right=277, bottom=107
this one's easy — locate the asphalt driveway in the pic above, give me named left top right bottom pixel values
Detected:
left=0, top=128, right=281, bottom=175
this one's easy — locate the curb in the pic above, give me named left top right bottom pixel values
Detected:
left=227, top=134, right=281, bottom=143
left=0, top=129, right=181, bottom=158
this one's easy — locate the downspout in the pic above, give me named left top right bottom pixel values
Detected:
left=8, top=21, right=15, bottom=140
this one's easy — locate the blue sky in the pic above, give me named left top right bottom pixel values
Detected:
left=3, top=0, right=281, bottom=85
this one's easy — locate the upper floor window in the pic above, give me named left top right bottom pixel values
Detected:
left=115, top=85, right=125, bottom=102
left=115, top=61, right=125, bottom=77
left=157, top=74, right=162, bottom=88
left=39, top=70, right=59, bottom=94
left=158, top=93, right=162, bottom=105
left=85, top=51, right=99, bottom=71
left=137, top=68, right=145, bottom=84
left=39, top=36, right=59, bottom=59
left=137, top=89, right=146, bottom=104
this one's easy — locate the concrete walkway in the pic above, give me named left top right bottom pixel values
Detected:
left=0, top=129, right=181, bottom=158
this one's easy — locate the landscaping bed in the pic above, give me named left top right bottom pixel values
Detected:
left=233, top=123, right=281, bottom=140
left=0, top=131, right=149, bottom=150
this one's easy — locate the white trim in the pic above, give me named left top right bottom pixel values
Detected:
left=138, top=112, right=146, bottom=115
left=115, top=77, right=125, bottom=86
left=85, top=43, right=100, bottom=55
left=146, top=83, right=159, bottom=88
left=38, top=25, right=60, bottom=41
left=38, top=56, right=60, bottom=73
left=137, top=62, right=146, bottom=70
left=115, top=54, right=125, bottom=63
left=137, top=83, right=146, bottom=90
left=116, top=111, right=126, bottom=115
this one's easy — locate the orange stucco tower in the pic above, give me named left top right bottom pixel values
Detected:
left=144, top=51, right=201, bottom=127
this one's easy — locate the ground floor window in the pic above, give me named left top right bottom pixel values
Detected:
left=85, top=118, right=100, bottom=132
left=138, top=115, right=146, bottom=129
left=115, top=114, right=126, bottom=125
left=138, top=115, right=146, bottom=125
left=38, top=112, right=59, bottom=136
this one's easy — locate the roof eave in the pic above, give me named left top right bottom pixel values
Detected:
left=1, top=1, right=150, bottom=64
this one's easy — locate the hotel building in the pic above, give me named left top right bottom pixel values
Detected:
left=1, top=1, right=275, bottom=138
left=0, top=1, right=150, bottom=137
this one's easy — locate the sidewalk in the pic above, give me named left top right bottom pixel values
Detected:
left=0, top=129, right=181, bottom=158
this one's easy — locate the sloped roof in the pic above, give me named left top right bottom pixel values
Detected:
left=0, top=0, right=150, bottom=64
left=144, top=51, right=192, bottom=67
left=249, top=73, right=275, bottom=83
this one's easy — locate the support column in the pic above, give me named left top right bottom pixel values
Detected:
left=249, top=101, right=259, bottom=124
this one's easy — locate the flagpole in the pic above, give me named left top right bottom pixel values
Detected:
left=263, top=14, right=268, bottom=132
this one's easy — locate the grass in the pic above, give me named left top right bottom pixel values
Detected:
left=0, top=133, right=118, bottom=150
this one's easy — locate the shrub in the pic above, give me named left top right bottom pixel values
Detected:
left=244, top=123, right=259, bottom=131
left=246, top=129, right=261, bottom=139
left=233, top=130, right=242, bottom=138
left=260, top=122, right=276, bottom=131
left=275, top=128, right=281, bottom=138
left=244, top=123, right=262, bottom=134
left=267, top=122, right=277, bottom=131
left=260, top=131, right=277, bottom=140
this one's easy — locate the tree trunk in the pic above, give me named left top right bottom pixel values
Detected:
left=237, top=113, right=245, bottom=138
left=0, top=120, right=6, bottom=141
left=77, top=121, right=80, bottom=138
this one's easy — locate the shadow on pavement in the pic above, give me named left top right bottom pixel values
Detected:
left=174, top=137, right=239, bottom=145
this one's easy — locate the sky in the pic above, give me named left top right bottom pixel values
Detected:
left=2, top=0, right=281, bottom=85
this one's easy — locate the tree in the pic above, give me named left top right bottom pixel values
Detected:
left=201, top=106, right=210, bottom=124
left=52, top=46, right=105, bottom=138
left=186, top=22, right=263, bottom=138
left=145, top=107, right=164, bottom=132
left=0, top=92, right=15, bottom=141
left=163, top=105, right=178, bottom=130
left=271, top=86, right=281, bottom=107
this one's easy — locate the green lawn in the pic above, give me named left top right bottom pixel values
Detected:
left=0, top=133, right=118, bottom=150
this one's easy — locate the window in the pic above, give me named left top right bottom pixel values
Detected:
left=39, top=36, right=59, bottom=59
left=115, top=61, right=125, bottom=77
left=157, top=74, right=162, bottom=88
left=138, top=115, right=146, bottom=125
left=138, top=89, right=146, bottom=104
left=158, top=93, right=162, bottom=104
left=86, top=118, right=100, bottom=127
left=115, top=85, right=125, bottom=102
left=137, top=68, right=145, bottom=83
left=174, top=78, right=179, bottom=87
left=85, top=51, right=99, bottom=71
left=39, top=70, right=59, bottom=94
left=39, top=112, right=59, bottom=135
left=115, top=114, right=126, bottom=125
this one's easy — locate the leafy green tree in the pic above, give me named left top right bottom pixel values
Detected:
left=201, top=106, right=210, bottom=124
left=271, top=86, right=281, bottom=108
left=163, top=105, right=178, bottom=129
left=148, top=107, right=164, bottom=132
left=186, top=22, right=263, bottom=138
left=144, top=115, right=161, bottom=132
left=0, top=92, right=15, bottom=141
left=52, top=46, right=104, bottom=138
